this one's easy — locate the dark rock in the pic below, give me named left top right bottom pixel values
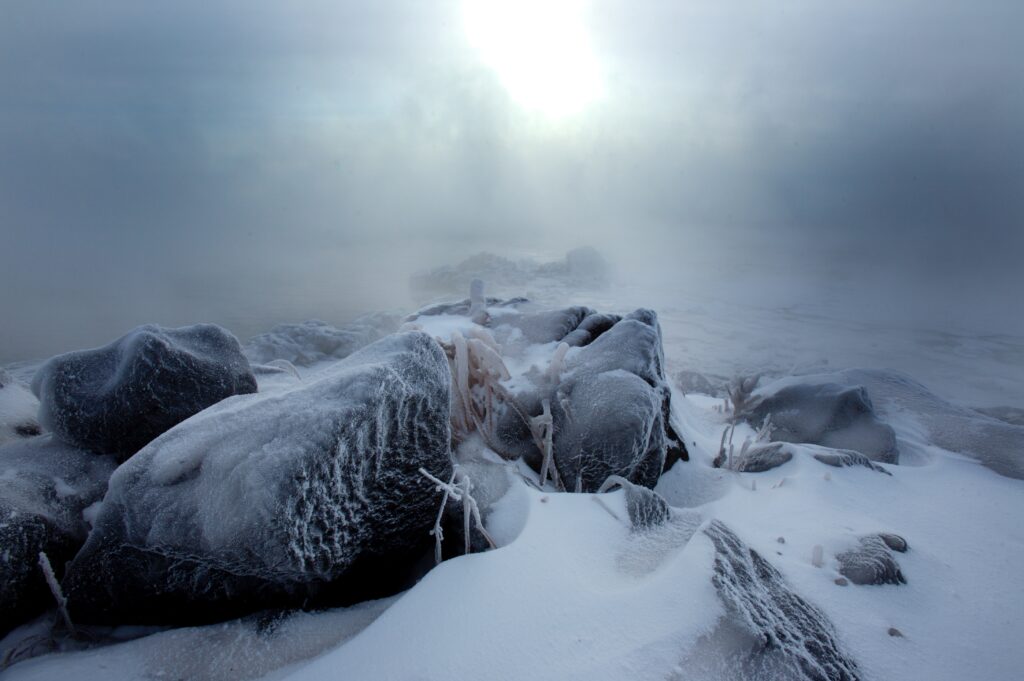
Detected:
left=0, top=437, right=116, bottom=636
left=836, top=535, right=906, bottom=585
left=877, top=533, right=908, bottom=553
left=32, top=324, right=257, bottom=461
left=747, top=381, right=899, bottom=464
left=703, top=520, right=861, bottom=680
left=888, top=627, right=904, bottom=638
left=730, top=442, right=793, bottom=472
left=812, top=448, right=892, bottom=475
left=407, top=297, right=528, bottom=320
left=598, top=476, right=671, bottom=531
left=62, top=332, right=453, bottom=625
left=834, top=578, right=849, bottom=586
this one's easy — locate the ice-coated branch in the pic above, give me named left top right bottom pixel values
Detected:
left=38, top=552, right=75, bottom=635
left=420, top=466, right=496, bottom=564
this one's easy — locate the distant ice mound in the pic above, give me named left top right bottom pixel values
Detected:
left=62, top=331, right=452, bottom=625
left=0, top=436, right=116, bottom=636
left=408, top=247, right=610, bottom=302
left=244, top=313, right=401, bottom=368
left=32, top=324, right=257, bottom=461
left=0, top=368, right=43, bottom=445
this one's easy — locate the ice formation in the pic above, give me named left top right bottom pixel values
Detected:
left=243, top=313, right=400, bottom=367
left=0, top=436, right=116, bottom=635
left=61, top=331, right=452, bottom=624
left=32, top=324, right=257, bottom=460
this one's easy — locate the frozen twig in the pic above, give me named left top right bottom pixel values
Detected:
left=420, top=466, right=496, bottom=564
left=38, top=552, right=75, bottom=636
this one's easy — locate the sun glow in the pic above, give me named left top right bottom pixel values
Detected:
left=463, top=0, right=603, bottom=118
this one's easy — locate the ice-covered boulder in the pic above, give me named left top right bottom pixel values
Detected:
left=836, top=534, right=907, bottom=586
left=497, top=309, right=687, bottom=492
left=701, top=521, right=862, bottom=680
left=0, top=368, right=43, bottom=444
left=0, top=436, right=116, bottom=635
left=746, top=380, right=899, bottom=464
left=32, top=324, right=257, bottom=461
left=244, top=314, right=401, bottom=368
left=728, top=442, right=793, bottom=473
left=62, top=331, right=453, bottom=625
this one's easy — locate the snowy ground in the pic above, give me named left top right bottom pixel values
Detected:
left=3, top=263, right=1023, bottom=680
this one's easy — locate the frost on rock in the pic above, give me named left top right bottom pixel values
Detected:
left=729, top=442, right=793, bottom=473
left=746, top=381, right=899, bottom=464
left=0, top=368, right=43, bottom=445
left=243, top=314, right=401, bottom=367
left=62, top=331, right=453, bottom=625
left=0, top=436, right=116, bottom=635
left=702, top=521, right=862, bottom=681
left=811, top=447, right=892, bottom=475
left=32, top=324, right=257, bottom=461
left=836, top=534, right=907, bottom=586
left=598, top=475, right=671, bottom=531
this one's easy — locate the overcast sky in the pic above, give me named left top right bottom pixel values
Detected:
left=1, top=0, right=1022, bottom=360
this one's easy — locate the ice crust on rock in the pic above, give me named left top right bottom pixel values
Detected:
left=0, top=368, right=43, bottom=444
left=62, top=331, right=453, bottom=625
left=32, top=324, right=257, bottom=460
left=810, top=447, right=892, bottom=475
left=836, top=534, right=907, bottom=586
left=729, top=442, right=793, bottom=473
left=0, top=436, right=116, bottom=635
left=747, top=380, right=899, bottom=464
left=243, top=314, right=400, bottom=367
left=703, top=520, right=862, bottom=681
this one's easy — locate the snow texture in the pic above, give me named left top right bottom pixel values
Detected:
left=0, top=368, right=42, bottom=445
left=61, top=331, right=452, bottom=625
left=32, top=324, right=257, bottom=460
left=747, top=380, right=899, bottom=464
left=703, top=520, right=862, bottom=681
left=0, top=436, right=116, bottom=635
left=243, top=313, right=400, bottom=367
left=836, top=535, right=907, bottom=586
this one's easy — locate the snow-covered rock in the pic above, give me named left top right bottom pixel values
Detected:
left=243, top=314, right=400, bottom=367
left=700, top=520, right=862, bottom=680
left=0, top=368, right=42, bottom=445
left=0, top=436, right=116, bottom=635
left=61, top=331, right=452, bottom=625
left=836, top=534, right=907, bottom=586
left=32, top=324, right=257, bottom=461
left=747, top=380, right=899, bottom=464
left=728, top=442, right=793, bottom=472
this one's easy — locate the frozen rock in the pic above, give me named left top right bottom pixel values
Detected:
left=62, top=331, right=453, bottom=625
left=244, top=314, right=401, bottom=368
left=0, top=368, right=43, bottom=444
left=497, top=309, right=687, bottom=492
left=811, top=447, right=892, bottom=475
left=32, top=324, right=257, bottom=460
left=703, top=520, right=862, bottom=680
left=836, top=534, right=907, bottom=585
left=0, top=436, right=116, bottom=635
left=598, top=475, right=672, bottom=531
left=747, top=381, right=899, bottom=464
left=406, top=296, right=528, bottom=321
left=729, top=442, right=793, bottom=473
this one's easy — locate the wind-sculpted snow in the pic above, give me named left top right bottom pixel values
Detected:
left=32, top=324, right=257, bottom=460
left=836, top=534, right=907, bottom=586
left=747, top=380, right=899, bottom=464
left=0, top=436, right=116, bottom=635
left=62, top=331, right=452, bottom=625
left=0, top=368, right=42, bottom=445
left=703, top=520, right=862, bottom=681
left=243, top=314, right=400, bottom=367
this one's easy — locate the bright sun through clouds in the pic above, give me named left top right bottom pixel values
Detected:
left=462, top=0, right=603, bottom=118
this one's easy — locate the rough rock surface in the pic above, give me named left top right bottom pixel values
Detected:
left=62, top=331, right=453, bottom=625
left=811, top=447, right=892, bottom=475
left=32, top=324, right=257, bottom=460
left=704, top=520, right=862, bottom=680
left=0, top=436, right=116, bottom=635
left=836, top=535, right=907, bottom=585
left=747, top=381, right=899, bottom=464
left=0, top=368, right=43, bottom=445
left=729, top=442, right=793, bottom=473
left=244, top=314, right=400, bottom=367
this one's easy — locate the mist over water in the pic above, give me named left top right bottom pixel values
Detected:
left=2, top=0, right=1022, bottom=401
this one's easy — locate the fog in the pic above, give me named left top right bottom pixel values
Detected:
left=2, top=0, right=1023, bottom=363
